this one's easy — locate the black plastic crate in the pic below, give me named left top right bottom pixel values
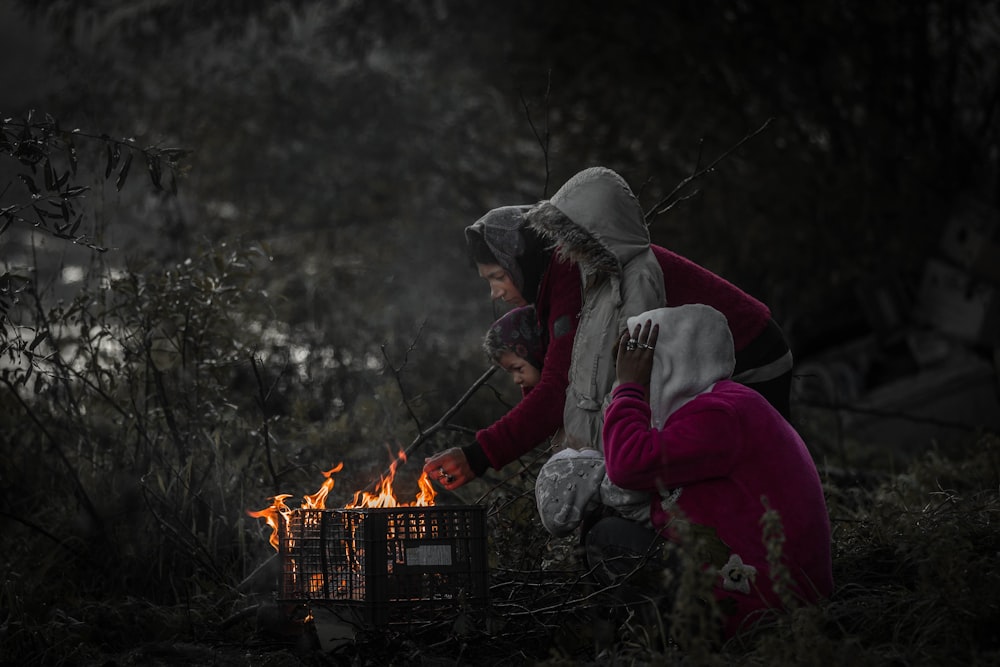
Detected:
left=278, top=505, right=489, bottom=625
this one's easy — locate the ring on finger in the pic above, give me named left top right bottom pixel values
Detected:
left=639, top=343, right=654, bottom=350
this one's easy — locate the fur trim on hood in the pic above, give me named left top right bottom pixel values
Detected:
left=627, top=304, right=736, bottom=428
left=527, top=167, right=650, bottom=279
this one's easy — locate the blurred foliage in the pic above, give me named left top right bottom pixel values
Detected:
left=4, top=0, right=997, bottom=349
left=1, top=0, right=999, bottom=664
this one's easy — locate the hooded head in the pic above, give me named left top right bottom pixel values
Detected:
left=465, top=205, right=550, bottom=303
left=627, top=304, right=736, bottom=428
left=483, top=305, right=545, bottom=372
left=534, top=448, right=605, bottom=537
left=534, top=447, right=653, bottom=535
left=527, top=167, right=650, bottom=278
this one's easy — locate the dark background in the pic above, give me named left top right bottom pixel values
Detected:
left=5, top=1, right=997, bottom=350
left=1, top=1, right=999, bottom=659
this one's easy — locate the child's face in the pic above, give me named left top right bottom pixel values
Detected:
left=497, top=351, right=541, bottom=389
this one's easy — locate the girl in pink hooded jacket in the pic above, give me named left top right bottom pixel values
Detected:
left=598, top=304, right=833, bottom=638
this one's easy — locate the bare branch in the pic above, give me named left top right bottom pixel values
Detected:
left=644, top=117, right=774, bottom=223
left=1, top=375, right=104, bottom=535
left=520, top=69, right=553, bottom=198
left=441, top=423, right=478, bottom=436
left=250, top=354, right=280, bottom=493
left=367, top=365, right=498, bottom=487
left=381, top=320, right=427, bottom=432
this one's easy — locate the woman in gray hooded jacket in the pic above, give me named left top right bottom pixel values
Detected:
left=527, top=166, right=792, bottom=453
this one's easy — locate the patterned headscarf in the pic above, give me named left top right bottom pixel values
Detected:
left=465, top=205, right=533, bottom=294
left=534, top=448, right=652, bottom=537
left=483, top=305, right=545, bottom=371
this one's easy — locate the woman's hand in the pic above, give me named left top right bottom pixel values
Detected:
left=422, top=447, right=475, bottom=489
left=615, top=319, right=659, bottom=396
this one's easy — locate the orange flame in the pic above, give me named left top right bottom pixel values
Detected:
left=248, top=450, right=437, bottom=551
left=302, top=462, right=344, bottom=509
left=246, top=493, right=293, bottom=551
left=345, top=450, right=438, bottom=508
left=414, top=469, right=436, bottom=506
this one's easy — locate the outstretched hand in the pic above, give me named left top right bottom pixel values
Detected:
left=422, top=447, right=474, bottom=490
left=614, top=319, right=659, bottom=396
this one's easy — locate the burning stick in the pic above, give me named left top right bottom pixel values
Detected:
left=362, top=365, right=497, bottom=494
left=248, top=365, right=496, bottom=549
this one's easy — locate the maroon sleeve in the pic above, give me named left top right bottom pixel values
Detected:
left=474, top=257, right=580, bottom=470
left=651, top=245, right=770, bottom=351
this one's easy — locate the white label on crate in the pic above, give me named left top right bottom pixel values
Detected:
left=406, top=544, right=452, bottom=566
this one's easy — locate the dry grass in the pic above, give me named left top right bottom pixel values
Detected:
left=303, top=431, right=1000, bottom=665
left=3, top=431, right=999, bottom=666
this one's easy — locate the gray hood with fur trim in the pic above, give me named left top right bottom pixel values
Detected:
left=527, top=167, right=666, bottom=450
left=528, top=167, right=652, bottom=278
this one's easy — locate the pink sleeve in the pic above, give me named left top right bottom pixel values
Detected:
left=602, top=383, right=741, bottom=491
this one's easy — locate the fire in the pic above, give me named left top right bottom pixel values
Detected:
left=302, top=462, right=344, bottom=509
left=345, top=450, right=436, bottom=508
left=247, top=449, right=437, bottom=551
left=246, top=493, right=293, bottom=551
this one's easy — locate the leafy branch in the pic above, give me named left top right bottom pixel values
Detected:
left=0, top=110, right=189, bottom=250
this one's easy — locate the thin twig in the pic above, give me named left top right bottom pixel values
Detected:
left=794, top=397, right=999, bottom=433
left=367, top=366, right=498, bottom=487
left=475, top=445, right=552, bottom=506
left=0, top=508, right=90, bottom=562
left=250, top=354, right=280, bottom=493
left=381, top=321, right=427, bottom=432
left=520, top=69, right=553, bottom=198
left=441, top=424, right=478, bottom=436
left=139, top=480, right=230, bottom=586
left=1, top=376, right=104, bottom=535
left=644, top=117, right=774, bottom=223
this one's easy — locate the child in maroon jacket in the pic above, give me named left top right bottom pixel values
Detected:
left=597, top=304, right=833, bottom=638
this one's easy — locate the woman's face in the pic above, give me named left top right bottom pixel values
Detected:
left=477, top=263, right=527, bottom=306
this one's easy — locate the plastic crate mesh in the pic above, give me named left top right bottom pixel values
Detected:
left=279, top=505, right=488, bottom=624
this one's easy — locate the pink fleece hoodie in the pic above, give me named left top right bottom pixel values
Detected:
left=603, top=305, right=833, bottom=637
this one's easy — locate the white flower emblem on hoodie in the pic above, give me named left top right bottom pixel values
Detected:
left=720, top=553, right=757, bottom=595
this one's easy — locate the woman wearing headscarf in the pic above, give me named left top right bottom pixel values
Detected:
left=423, top=205, right=581, bottom=488
left=426, top=167, right=793, bottom=489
